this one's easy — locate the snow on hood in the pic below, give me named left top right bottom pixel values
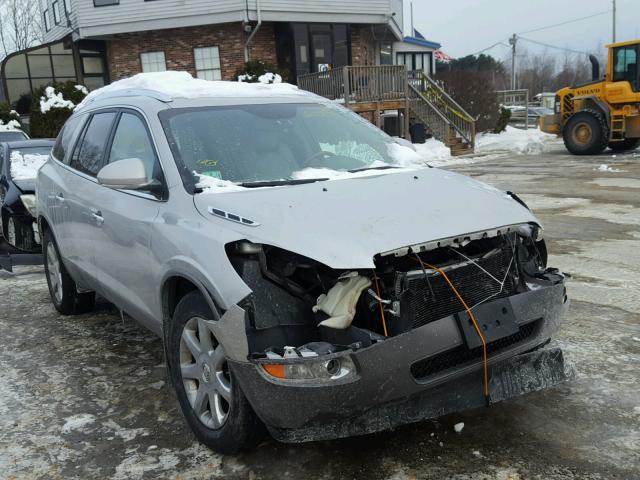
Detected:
left=194, top=142, right=426, bottom=193
left=10, top=150, right=49, bottom=181
left=194, top=168, right=539, bottom=268
left=76, top=71, right=313, bottom=110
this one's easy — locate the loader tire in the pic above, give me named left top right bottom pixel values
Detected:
left=608, top=138, right=639, bottom=152
left=563, top=109, right=609, bottom=155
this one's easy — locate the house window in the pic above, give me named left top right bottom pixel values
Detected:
left=380, top=43, right=392, bottom=65
left=53, top=1, right=61, bottom=24
left=194, top=47, right=221, bottom=80
left=63, top=0, right=70, bottom=13
left=396, top=52, right=433, bottom=74
left=93, top=0, right=119, bottom=6
left=140, top=51, right=166, bottom=73
left=43, top=10, right=50, bottom=31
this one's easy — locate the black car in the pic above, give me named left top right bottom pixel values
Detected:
left=0, top=139, right=54, bottom=253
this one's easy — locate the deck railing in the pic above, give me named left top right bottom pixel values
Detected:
left=298, top=65, right=408, bottom=105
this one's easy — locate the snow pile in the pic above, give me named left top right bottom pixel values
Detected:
left=75, top=85, right=89, bottom=95
left=40, top=86, right=75, bottom=113
left=475, top=126, right=558, bottom=155
left=454, top=422, right=465, bottom=433
left=412, top=126, right=561, bottom=167
left=0, top=119, right=21, bottom=131
left=10, top=150, right=49, bottom=180
left=61, top=413, right=96, bottom=433
left=238, top=72, right=283, bottom=84
left=596, top=164, right=624, bottom=173
left=77, top=71, right=304, bottom=110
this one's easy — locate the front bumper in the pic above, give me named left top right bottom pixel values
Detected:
left=231, top=282, right=570, bottom=442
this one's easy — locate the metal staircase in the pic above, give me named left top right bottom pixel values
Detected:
left=408, top=72, right=475, bottom=155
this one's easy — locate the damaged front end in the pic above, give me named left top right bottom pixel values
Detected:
left=225, top=223, right=571, bottom=442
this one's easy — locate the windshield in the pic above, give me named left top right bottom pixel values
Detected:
left=160, top=102, right=418, bottom=192
left=9, top=146, right=51, bottom=181
left=0, top=131, right=28, bottom=142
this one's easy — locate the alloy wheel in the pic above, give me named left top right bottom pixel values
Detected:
left=46, top=241, right=63, bottom=304
left=179, top=316, right=232, bottom=429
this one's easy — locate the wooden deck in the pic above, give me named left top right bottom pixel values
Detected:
left=298, top=66, right=476, bottom=154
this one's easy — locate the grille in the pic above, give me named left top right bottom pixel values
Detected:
left=398, top=247, right=518, bottom=332
left=410, top=320, right=539, bottom=380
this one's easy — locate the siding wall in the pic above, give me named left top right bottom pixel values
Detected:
left=58, top=0, right=403, bottom=38
left=41, top=0, right=76, bottom=43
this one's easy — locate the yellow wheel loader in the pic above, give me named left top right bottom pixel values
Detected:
left=540, top=40, right=640, bottom=155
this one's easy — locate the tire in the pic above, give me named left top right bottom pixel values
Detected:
left=42, top=229, right=95, bottom=315
left=608, top=138, right=639, bottom=152
left=167, top=291, right=263, bottom=454
left=563, top=109, right=609, bottom=155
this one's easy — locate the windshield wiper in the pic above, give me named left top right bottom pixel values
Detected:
left=347, top=165, right=400, bottom=173
left=239, top=178, right=329, bottom=188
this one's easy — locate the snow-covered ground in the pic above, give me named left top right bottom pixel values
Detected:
left=415, top=126, right=562, bottom=168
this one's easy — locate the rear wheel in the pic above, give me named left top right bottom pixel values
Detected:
left=563, top=109, right=609, bottom=155
left=43, top=229, right=95, bottom=315
left=167, top=291, right=263, bottom=454
left=609, top=138, right=639, bottom=152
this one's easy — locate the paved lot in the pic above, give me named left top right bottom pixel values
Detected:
left=1, top=145, right=639, bottom=480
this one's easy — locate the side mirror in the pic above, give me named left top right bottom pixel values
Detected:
left=97, top=157, right=149, bottom=190
left=393, top=136, right=417, bottom=151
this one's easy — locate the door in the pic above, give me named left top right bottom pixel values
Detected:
left=310, top=28, right=332, bottom=71
left=53, top=110, right=117, bottom=285
left=88, top=110, right=164, bottom=329
left=613, top=45, right=639, bottom=92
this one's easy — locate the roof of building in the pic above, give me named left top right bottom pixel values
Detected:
left=402, top=29, right=441, bottom=50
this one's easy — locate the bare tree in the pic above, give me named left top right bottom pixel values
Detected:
left=0, top=0, right=44, bottom=58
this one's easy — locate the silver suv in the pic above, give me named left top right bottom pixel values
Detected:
left=36, top=82, right=571, bottom=453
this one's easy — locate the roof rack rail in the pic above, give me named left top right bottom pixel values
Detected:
left=83, top=88, right=173, bottom=105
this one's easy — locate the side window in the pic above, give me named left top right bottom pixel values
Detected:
left=613, top=47, right=637, bottom=85
left=108, top=112, right=162, bottom=184
left=52, top=115, right=83, bottom=163
left=70, top=111, right=116, bottom=177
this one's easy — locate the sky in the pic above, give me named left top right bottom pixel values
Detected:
left=406, top=0, right=639, bottom=60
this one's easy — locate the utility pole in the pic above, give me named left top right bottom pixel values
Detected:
left=509, top=34, right=517, bottom=90
left=410, top=2, right=414, bottom=37
left=612, top=0, right=616, bottom=42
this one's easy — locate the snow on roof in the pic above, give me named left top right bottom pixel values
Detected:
left=77, top=71, right=312, bottom=110
left=10, top=150, right=49, bottom=181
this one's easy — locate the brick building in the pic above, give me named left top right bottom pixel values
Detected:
left=0, top=0, right=408, bottom=106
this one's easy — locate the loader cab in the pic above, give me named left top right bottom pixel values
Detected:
left=608, top=41, right=640, bottom=93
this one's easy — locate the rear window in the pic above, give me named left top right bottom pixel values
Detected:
left=9, top=146, right=52, bottom=181
left=0, top=131, right=28, bottom=142
left=52, top=115, right=83, bottom=163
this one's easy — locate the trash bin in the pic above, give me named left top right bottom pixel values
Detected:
left=410, top=123, right=427, bottom=144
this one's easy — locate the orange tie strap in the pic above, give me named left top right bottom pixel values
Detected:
left=413, top=257, right=490, bottom=401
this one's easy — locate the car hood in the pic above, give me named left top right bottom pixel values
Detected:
left=194, top=168, right=540, bottom=268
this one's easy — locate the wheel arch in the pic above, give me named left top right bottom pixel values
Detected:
left=572, top=95, right=611, bottom=129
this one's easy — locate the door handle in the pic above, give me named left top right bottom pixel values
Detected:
left=90, top=208, right=104, bottom=225
left=55, top=193, right=65, bottom=203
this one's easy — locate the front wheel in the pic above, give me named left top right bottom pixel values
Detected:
left=42, top=229, right=95, bottom=315
left=563, top=110, right=609, bottom=155
left=168, top=291, right=263, bottom=454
